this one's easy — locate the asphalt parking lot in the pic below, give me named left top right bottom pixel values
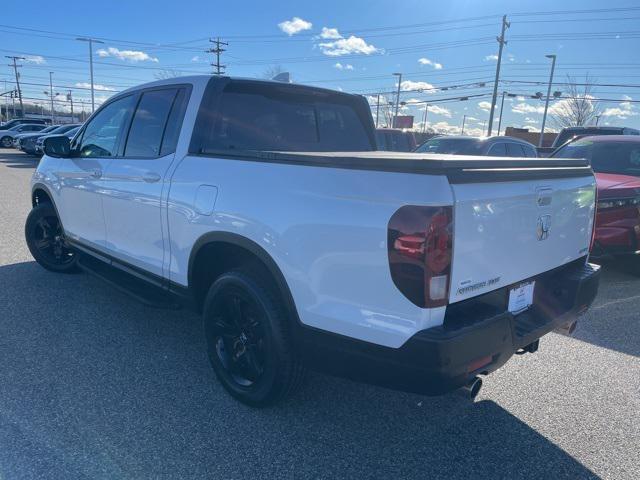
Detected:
left=0, top=148, right=638, bottom=479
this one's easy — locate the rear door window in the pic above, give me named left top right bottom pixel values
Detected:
left=487, top=143, right=507, bottom=156
left=194, top=80, right=374, bottom=153
left=124, top=88, right=177, bottom=157
left=506, top=143, right=525, bottom=157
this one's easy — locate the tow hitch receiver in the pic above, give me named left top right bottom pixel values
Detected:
left=516, top=339, right=539, bottom=355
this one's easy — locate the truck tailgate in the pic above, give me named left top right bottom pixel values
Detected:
left=449, top=171, right=596, bottom=303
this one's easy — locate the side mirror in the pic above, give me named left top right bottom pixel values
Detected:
left=43, top=135, right=71, bottom=158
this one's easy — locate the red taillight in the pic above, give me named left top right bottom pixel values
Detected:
left=388, top=206, right=453, bottom=308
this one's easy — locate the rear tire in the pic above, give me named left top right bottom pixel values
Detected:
left=1, top=136, right=12, bottom=148
left=203, top=267, right=305, bottom=407
left=25, top=203, right=79, bottom=273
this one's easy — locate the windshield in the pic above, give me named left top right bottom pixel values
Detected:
left=553, top=128, right=621, bottom=147
left=415, top=137, right=484, bottom=155
left=38, top=126, right=59, bottom=134
left=553, top=140, right=640, bottom=176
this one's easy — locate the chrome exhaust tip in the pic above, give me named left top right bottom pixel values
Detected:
left=461, top=376, right=483, bottom=399
left=555, top=320, right=578, bottom=336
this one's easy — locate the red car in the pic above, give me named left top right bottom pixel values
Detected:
left=552, top=136, right=640, bottom=264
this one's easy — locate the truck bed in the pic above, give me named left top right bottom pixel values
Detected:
left=196, top=149, right=592, bottom=181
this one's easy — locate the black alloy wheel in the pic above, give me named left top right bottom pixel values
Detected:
left=25, top=203, right=79, bottom=273
left=203, top=268, right=305, bottom=407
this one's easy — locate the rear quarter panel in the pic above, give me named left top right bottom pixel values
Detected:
left=167, top=156, right=453, bottom=348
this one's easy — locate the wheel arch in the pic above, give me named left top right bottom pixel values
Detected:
left=188, top=232, right=300, bottom=324
left=31, top=183, right=55, bottom=208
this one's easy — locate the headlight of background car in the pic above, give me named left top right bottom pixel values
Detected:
left=597, top=198, right=640, bottom=209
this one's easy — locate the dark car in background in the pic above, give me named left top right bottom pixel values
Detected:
left=0, top=118, right=48, bottom=130
left=17, top=124, right=81, bottom=155
left=552, top=136, right=640, bottom=268
left=552, top=126, right=639, bottom=149
left=375, top=128, right=417, bottom=152
left=34, top=126, right=80, bottom=155
left=12, top=125, right=59, bottom=148
left=415, top=135, right=538, bottom=157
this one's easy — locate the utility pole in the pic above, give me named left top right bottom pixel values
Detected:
left=6, top=56, right=25, bottom=115
left=67, top=90, right=74, bottom=121
left=49, top=72, right=55, bottom=123
left=539, top=54, right=557, bottom=147
left=595, top=114, right=601, bottom=126
left=375, top=93, right=380, bottom=128
left=487, top=15, right=510, bottom=136
left=207, top=37, right=228, bottom=75
left=392, top=72, right=402, bottom=127
left=461, top=114, right=467, bottom=135
left=422, top=104, right=429, bottom=133
left=76, top=37, right=104, bottom=113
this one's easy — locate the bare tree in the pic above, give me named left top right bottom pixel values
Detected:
left=551, top=74, right=602, bottom=128
left=262, top=65, right=287, bottom=80
left=154, top=69, right=183, bottom=80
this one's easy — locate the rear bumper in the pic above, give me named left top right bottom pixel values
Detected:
left=297, top=259, right=600, bottom=395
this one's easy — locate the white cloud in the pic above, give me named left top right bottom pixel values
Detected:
left=278, top=17, right=312, bottom=36
left=319, top=35, right=378, bottom=56
left=478, top=101, right=493, bottom=112
left=418, top=57, right=443, bottom=70
left=96, top=47, right=158, bottom=62
left=485, top=54, right=498, bottom=61
left=24, top=55, right=46, bottom=65
left=512, top=102, right=545, bottom=115
left=334, top=62, right=354, bottom=70
left=400, top=80, right=436, bottom=92
left=524, top=117, right=538, bottom=124
left=191, top=55, right=200, bottom=62
left=426, top=105, right=451, bottom=117
left=318, top=27, right=342, bottom=39
left=507, top=53, right=515, bottom=62
left=603, top=99, right=637, bottom=119
left=75, top=82, right=116, bottom=91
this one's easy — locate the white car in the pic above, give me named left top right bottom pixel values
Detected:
left=26, top=76, right=601, bottom=406
left=0, top=123, right=47, bottom=147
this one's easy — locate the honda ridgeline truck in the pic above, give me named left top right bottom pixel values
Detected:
left=26, top=76, right=600, bottom=406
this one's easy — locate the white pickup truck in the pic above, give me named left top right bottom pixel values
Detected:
left=27, top=76, right=600, bottom=406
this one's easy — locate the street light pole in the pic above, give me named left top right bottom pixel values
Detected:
left=422, top=104, right=429, bottom=134
left=497, top=91, right=506, bottom=136
left=392, top=72, right=402, bottom=127
left=375, top=93, right=380, bottom=128
left=539, top=54, right=557, bottom=147
left=76, top=37, right=104, bottom=113
left=461, top=114, right=467, bottom=135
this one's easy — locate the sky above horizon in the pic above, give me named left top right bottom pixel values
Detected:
left=2, top=0, right=640, bottom=136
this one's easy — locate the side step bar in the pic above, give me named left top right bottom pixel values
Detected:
left=77, top=253, right=181, bottom=310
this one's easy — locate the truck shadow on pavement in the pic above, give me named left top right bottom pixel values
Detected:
left=0, top=261, right=600, bottom=479
left=572, top=259, right=640, bottom=357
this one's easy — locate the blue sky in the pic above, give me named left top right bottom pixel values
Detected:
left=2, top=0, right=640, bottom=135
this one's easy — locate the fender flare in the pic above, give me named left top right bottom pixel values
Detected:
left=188, top=231, right=301, bottom=324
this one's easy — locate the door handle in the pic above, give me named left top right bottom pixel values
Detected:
left=90, top=168, right=102, bottom=179
left=142, top=172, right=161, bottom=183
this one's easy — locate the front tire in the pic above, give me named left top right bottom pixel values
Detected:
left=1, top=136, right=12, bottom=148
left=25, top=203, right=79, bottom=273
left=203, top=268, right=305, bottom=407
